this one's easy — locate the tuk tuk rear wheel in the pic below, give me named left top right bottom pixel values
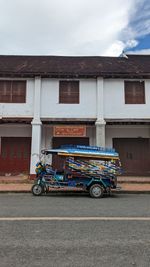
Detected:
left=31, top=184, right=43, bottom=196
left=89, top=184, right=104, bottom=198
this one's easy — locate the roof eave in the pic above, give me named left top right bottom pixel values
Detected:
left=0, top=72, right=150, bottom=79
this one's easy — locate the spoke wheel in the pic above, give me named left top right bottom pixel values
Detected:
left=89, top=184, right=104, bottom=198
left=31, top=184, right=43, bottom=196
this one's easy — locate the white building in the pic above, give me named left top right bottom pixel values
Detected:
left=0, top=55, right=150, bottom=177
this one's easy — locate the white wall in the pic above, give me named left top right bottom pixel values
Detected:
left=1, top=77, right=150, bottom=121
left=105, top=125, right=150, bottom=147
left=0, top=124, right=32, bottom=137
left=104, top=79, right=150, bottom=119
left=0, top=79, right=34, bottom=118
left=40, top=79, right=97, bottom=118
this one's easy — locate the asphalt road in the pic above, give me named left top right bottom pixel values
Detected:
left=0, top=193, right=150, bottom=267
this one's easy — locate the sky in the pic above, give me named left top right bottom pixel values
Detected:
left=0, top=0, right=149, bottom=56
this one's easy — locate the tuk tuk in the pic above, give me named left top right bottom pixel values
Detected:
left=31, top=145, right=122, bottom=198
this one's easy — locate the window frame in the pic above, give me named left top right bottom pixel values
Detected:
left=0, top=80, right=26, bottom=103
left=59, top=80, right=80, bottom=104
left=124, top=80, right=145, bottom=104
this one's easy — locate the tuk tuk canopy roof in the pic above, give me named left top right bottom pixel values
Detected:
left=41, top=145, right=119, bottom=160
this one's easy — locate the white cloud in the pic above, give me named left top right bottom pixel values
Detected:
left=0, top=0, right=147, bottom=56
left=104, top=39, right=138, bottom=56
left=126, top=40, right=138, bottom=48
left=121, top=0, right=150, bottom=41
left=104, top=41, right=125, bottom=56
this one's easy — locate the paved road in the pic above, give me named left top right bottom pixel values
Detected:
left=0, top=194, right=150, bottom=267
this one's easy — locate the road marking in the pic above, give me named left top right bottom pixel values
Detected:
left=0, top=217, right=150, bottom=221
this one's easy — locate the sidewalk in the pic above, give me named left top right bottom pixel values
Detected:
left=0, top=183, right=150, bottom=193
left=0, top=175, right=150, bottom=193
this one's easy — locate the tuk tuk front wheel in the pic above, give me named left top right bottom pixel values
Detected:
left=31, top=184, right=43, bottom=196
left=89, top=184, right=104, bottom=198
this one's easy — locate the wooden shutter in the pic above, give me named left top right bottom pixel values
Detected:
left=0, top=80, right=26, bottom=103
left=0, top=81, right=12, bottom=102
left=125, top=81, right=145, bottom=104
left=59, top=81, right=79, bottom=104
left=12, top=81, right=26, bottom=103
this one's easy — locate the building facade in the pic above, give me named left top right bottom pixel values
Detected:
left=0, top=55, right=150, bottom=176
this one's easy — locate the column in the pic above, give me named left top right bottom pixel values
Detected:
left=30, top=77, right=42, bottom=175
left=95, top=77, right=106, bottom=147
left=95, top=119, right=106, bottom=147
left=96, top=78, right=104, bottom=119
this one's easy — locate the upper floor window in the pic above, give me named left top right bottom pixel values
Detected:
left=0, top=80, right=26, bottom=103
left=124, top=81, right=145, bottom=104
left=59, top=81, right=79, bottom=104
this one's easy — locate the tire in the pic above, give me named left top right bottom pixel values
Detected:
left=31, top=184, right=43, bottom=196
left=89, top=184, right=104, bottom=198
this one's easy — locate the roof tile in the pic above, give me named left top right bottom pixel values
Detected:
left=0, top=55, right=150, bottom=78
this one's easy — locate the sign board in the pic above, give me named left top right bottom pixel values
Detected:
left=53, top=126, right=86, bottom=137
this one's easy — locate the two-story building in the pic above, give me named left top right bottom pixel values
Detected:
left=0, top=55, right=150, bottom=177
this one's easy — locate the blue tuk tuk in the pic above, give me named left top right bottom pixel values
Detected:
left=31, top=145, right=122, bottom=198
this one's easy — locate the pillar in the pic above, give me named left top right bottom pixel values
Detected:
left=95, top=119, right=106, bottom=147
left=30, top=77, right=42, bottom=175
left=30, top=121, right=42, bottom=175
left=96, top=77, right=106, bottom=147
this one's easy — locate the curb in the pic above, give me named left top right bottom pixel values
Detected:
left=114, top=190, right=150, bottom=194
left=118, top=181, right=150, bottom=184
left=0, top=190, right=150, bottom=194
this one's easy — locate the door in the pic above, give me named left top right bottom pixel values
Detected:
left=113, top=138, right=150, bottom=175
left=52, top=137, right=89, bottom=172
left=0, top=137, right=31, bottom=175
